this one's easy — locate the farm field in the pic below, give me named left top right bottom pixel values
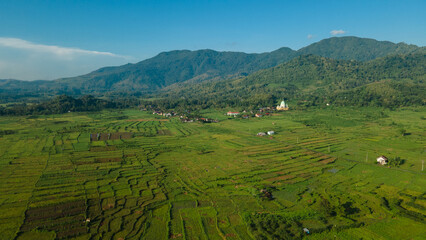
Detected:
left=0, top=107, right=424, bottom=240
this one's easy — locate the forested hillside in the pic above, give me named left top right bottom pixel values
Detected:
left=158, top=53, right=425, bottom=109
left=297, top=36, right=423, bottom=61
left=0, top=36, right=424, bottom=100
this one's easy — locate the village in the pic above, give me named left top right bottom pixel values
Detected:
left=146, top=99, right=290, bottom=124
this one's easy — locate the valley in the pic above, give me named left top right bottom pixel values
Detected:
left=0, top=107, right=424, bottom=239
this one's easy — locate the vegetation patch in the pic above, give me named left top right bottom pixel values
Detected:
left=20, top=200, right=86, bottom=239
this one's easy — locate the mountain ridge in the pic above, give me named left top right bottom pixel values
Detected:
left=0, top=36, right=424, bottom=100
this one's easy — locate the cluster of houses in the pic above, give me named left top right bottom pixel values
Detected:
left=146, top=99, right=291, bottom=124
left=226, top=111, right=272, bottom=118
left=179, top=116, right=218, bottom=123
left=152, top=111, right=175, bottom=117
left=180, top=118, right=194, bottom=123
left=149, top=109, right=219, bottom=123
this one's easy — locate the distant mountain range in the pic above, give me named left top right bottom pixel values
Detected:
left=0, top=36, right=424, bottom=100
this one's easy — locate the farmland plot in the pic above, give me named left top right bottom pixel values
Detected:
left=0, top=108, right=424, bottom=239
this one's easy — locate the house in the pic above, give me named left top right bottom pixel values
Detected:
left=267, top=131, right=275, bottom=135
left=257, top=132, right=267, bottom=136
left=227, top=111, right=240, bottom=116
left=303, top=228, right=310, bottom=234
left=163, top=113, right=172, bottom=117
left=377, top=155, right=388, bottom=165
left=181, top=118, right=193, bottom=123
left=276, top=100, right=289, bottom=111
left=242, top=115, right=249, bottom=119
left=200, top=118, right=211, bottom=122
left=255, top=113, right=263, bottom=117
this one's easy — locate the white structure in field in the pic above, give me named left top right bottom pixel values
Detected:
left=276, top=100, right=289, bottom=110
left=227, top=112, right=240, bottom=116
left=377, top=155, right=388, bottom=165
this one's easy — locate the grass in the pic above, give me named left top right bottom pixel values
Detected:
left=0, top=107, right=424, bottom=239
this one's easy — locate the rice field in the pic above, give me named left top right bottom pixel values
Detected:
left=0, top=107, right=424, bottom=239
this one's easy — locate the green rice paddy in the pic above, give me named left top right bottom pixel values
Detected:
left=0, top=107, right=424, bottom=239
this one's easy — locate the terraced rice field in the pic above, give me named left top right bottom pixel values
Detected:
left=0, top=108, right=424, bottom=239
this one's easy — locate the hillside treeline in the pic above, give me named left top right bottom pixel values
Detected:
left=0, top=95, right=138, bottom=116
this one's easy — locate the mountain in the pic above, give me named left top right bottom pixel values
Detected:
left=55, top=47, right=297, bottom=93
left=160, top=53, right=425, bottom=108
left=0, top=36, right=424, bottom=100
left=0, top=47, right=297, bottom=98
left=297, top=36, right=423, bottom=61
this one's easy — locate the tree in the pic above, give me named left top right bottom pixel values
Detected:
left=398, top=128, right=407, bottom=136
left=388, top=156, right=404, bottom=167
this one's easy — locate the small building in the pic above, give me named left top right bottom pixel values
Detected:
left=303, top=228, right=310, bottom=234
left=242, top=115, right=249, bottom=119
left=276, top=100, right=289, bottom=111
left=377, top=155, right=388, bottom=165
left=267, top=131, right=275, bottom=135
left=255, top=113, right=263, bottom=117
left=163, top=113, right=172, bottom=117
left=257, top=132, right=267, bottom=136
left=227, top=111, right=240, bottom=116
left=181, top=118, right=193, bottom=123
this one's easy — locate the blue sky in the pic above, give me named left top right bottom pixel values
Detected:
left=0, top=0, right=425, bottom=80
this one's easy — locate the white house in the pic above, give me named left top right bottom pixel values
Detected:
left=257, top=132, right=267, bottom=136
left=377, top=155, right=388, bottom=165
left=227, top=111, right=240, bottom=116
left=267, top=131, right=275, bottom=135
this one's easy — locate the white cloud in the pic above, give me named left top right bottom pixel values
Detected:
left=330, top=30, right=346, bottom=36
left=307, top=34, right=314, bottom=39
left=0, top=37, right=134, bottom=80
left=0, top=37, right=127, bottom=59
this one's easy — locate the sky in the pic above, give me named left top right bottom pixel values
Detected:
left=0, top=0, right=425, bottom=80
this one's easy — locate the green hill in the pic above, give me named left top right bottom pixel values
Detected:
left=297, top=36, right=424, bottom=61
left=0, top=36, right=424, bottom=101
left=159, top=53, right=426, bottom=108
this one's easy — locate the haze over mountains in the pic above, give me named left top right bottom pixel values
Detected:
left=0, top=36, right=424, bottom=99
